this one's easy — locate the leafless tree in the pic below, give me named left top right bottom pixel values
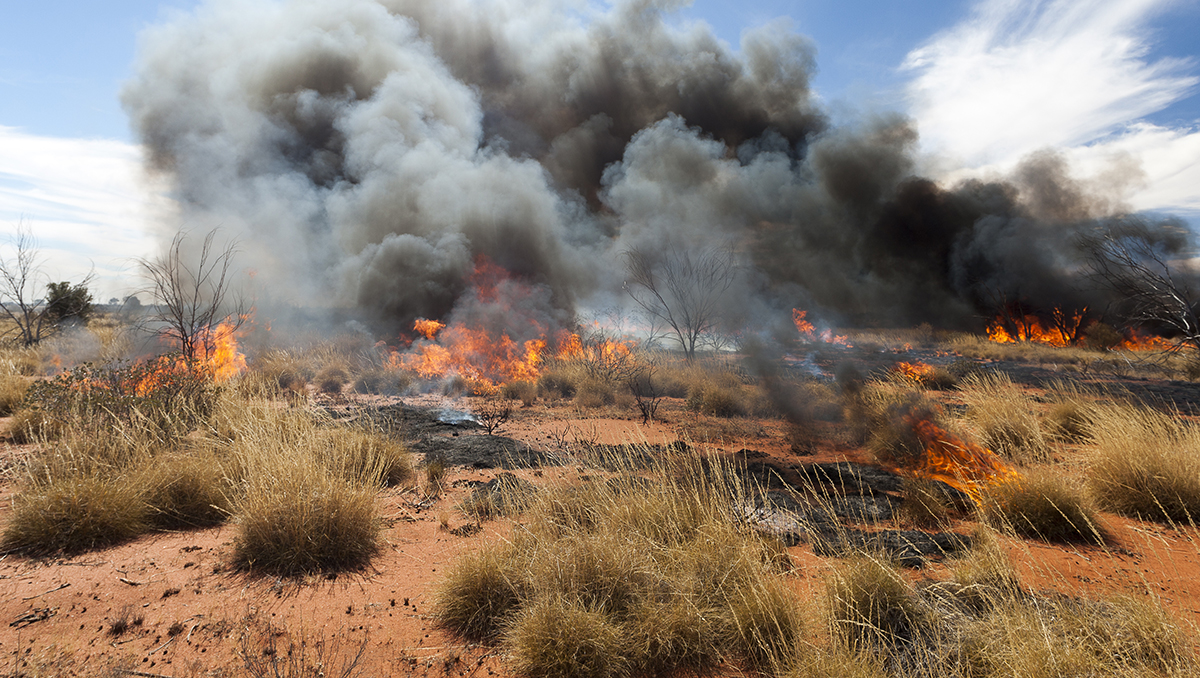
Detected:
left=0, top=224, right=93, bottom=346
left=623, top=244, right=738, bottom=362
left=138, top=230, right=245, bottom=363
left=1080, top=226, right=1200, bottom=350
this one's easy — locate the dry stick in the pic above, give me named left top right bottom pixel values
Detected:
left=118, top=577, right=144, bottom=586
left=21, top=582, right=68, bottom=600
left=147, top=636, right=175, bottom=656
left=123, top=671, right=175, bottom=678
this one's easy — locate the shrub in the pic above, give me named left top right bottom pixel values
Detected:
left=981, top=472, right=1104, bottom=543
left=3, top=475, right=148, bottom=555
left=1087, top=404, right=1200, bottom=523
left=501, top=380, right=537, bottom=407
left=576, top=377, right=615, bottom=408
left=0, top=373, right=29, bottom=416
left=537, top=368, right=578, bottom=400
left=232, top=468, right=379, bottom=575
left=313, top=428, right=413, bottom=488
left=1083, top=321, right=1123, bottom=351
left=315, top=365, right=349, bottom=394
left=436, top=544, right=530, bottom=639
left=253, top=350, right=313, bottom=394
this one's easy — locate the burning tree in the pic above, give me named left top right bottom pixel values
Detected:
left=138, top=230, right=246, bottom=365
left=1079, top=223, right=1200, bottom=351
left=623, top=244, right=738, bottom=362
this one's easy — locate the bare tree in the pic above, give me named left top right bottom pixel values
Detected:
left=1080, top=227, right=1200, bottom=350
left=139, top=230, right=245, bottom=363
left=0, top=224, right=94, bottom=346
left=623, top=244, right=738, bottom=362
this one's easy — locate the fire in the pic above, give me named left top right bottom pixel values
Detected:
left=389, top=258, right=635, bottom=389
left=1117, top=330, right=1173, bottom=351
left=986, top=312, right=1078, bottom=347
left=893, top=361, right=935, bottom=384
left=901, top=416, right=1020, bottom=505
left=792, top=308, right=853, bottom=347
left=191, top=316, right=248, bottom=382
left=413, top=318, right=445, bottom=340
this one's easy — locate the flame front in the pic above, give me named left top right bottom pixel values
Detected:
left=902, top=416, right=1020, bottom=505
left=793, top=308, right=853, bottom=347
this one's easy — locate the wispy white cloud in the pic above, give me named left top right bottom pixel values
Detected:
left=903, top=0, right=1200, bottom=216
left=0, top=126, right=170, bottom=300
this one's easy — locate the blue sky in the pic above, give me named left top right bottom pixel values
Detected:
left=2, top=0, right=1199, bottom=298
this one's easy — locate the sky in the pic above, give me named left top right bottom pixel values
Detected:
left=1, top=0, right=1198, bottom=300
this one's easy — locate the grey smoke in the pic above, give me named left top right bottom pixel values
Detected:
left=122, top=0, right=1192, bottom=339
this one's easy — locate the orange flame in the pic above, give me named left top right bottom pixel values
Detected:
left=893, top=361, right=935, bottom=384
left=413, top=318, right=446, bottom=340
left=902, top=416, right=1020, bottom=505
left=1117, top=330, right=1173, bottom=351
left=792, top=308, right=853, bottom=347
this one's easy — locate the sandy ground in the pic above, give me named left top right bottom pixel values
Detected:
left=3, top=357, right=1200, bottom=677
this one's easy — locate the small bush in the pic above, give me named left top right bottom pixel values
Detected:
left=957, top=372, right=1049, bottom=463
left=1083, top=321, right=1123, bottom=351
left=899, top=478, right=961, bottom=528
left=436, top=544, right=530, bottom=639
left=537, top=368, right=578, bottom=400
left=981, top=472, right=1104, bottom=543
left=253, top=350, right=313, bottom=394
left=5, top=407, right=62, bottom=443
left=0, top=373, right=29, bottom=416
left=505, top=598, right=630, bottom=678
left=232, top=469, right=379, bottom=575
left=576, top=378, right=615, bottom=408
left=3, top=476, right=148, bottom=555
left=313, top=428, right=413, bottom=487
left=315, top=365, right=349, bottom=395
left=140, top=450, right=232, bottom=528
left=501, top=380, right=538, bottom=407
left=687, top=383, right=744, bottom=417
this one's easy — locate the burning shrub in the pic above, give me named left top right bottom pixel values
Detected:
left=232, top=466, right=379, bottom=576
left=21, top=357, right=219, bottom=440
left=981, top=471, right=1105, bottom=544
left=956, top=372, right=1049, bottom=464
left=1087, top=404, right=1200, bottom=523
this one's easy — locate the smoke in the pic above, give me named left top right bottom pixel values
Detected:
left=122, top=0, right=1192, bottom=339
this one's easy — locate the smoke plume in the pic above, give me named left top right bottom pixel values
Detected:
left=122, top=0, right=1193, bottom=338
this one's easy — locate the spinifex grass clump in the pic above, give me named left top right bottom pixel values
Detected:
left=956, top=372, right=1049, bottom=464
left=435, top=450, right=804, bottom=676
left=1086, top=402, right=1200, bottom=523
left=981, top=471, right=1105, bottom=544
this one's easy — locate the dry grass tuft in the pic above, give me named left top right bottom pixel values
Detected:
left=231, top=466, right=379, bottom=575
left=3, top=475, right=148, bottom=555
left=436, top=451, right=802, bottom=673
left=827, top=555, right=930, bottom=652
left=981, top=471, right=1105, bottom=544
left=1086, top=402, right=1200, bottom=523
left=0, top=372, right=29, bottom=416
left=956, top=372, right=1049, bottom=463
left=138, top=448, right=232, bottom=528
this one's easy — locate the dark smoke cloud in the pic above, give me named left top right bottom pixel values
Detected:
left=122, top=0, right=1191, bottom=338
